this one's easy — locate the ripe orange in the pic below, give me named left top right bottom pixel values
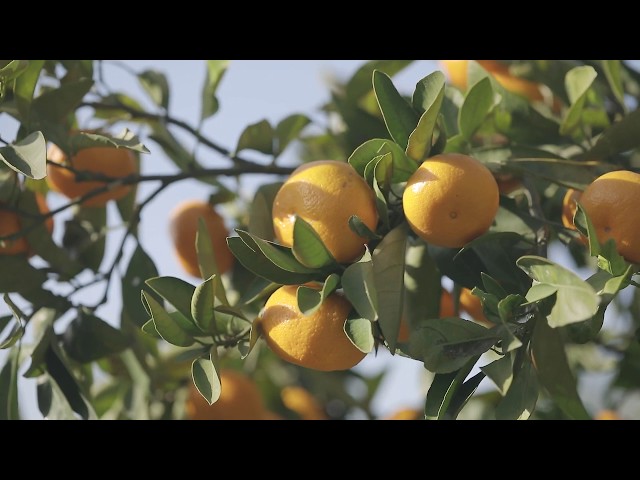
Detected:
left=46, top=140, right=137, bottom=207
left=440, top=60, right=552, bottom=104
left=561, top=188, right=582, bottom=230
left=257, top=285, right=366, bottom=371
left=579, top=170, right=640, bottom=264
left=169, top=200, right=234, bottom=278
left=398, top=289, right=455, bottom=343
left=185, top=369, right=266, bottom=420
left=0, top=193, right=54, bottom=256
left=458, top=288, right=494, bottom=327
left=402, top=153, right=499, bottom=248
left=594, top=409, right=621, bottom=420
left=281, top=386, right=327, bottom=420
left=272, top=160, right=378, bottom=264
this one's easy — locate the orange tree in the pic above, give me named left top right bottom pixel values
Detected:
left=1, top=60, right=639, bottom=420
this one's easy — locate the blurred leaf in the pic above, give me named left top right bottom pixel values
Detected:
left=409, top=317, right=498, bottom=374
left=342, top=257, right=378, bottom=322
left=344, top=315, right=374, bottom=354
left=148, top=122, right=197, bottom=171
left=506, top=157, right=613, bottom=191
left=560, top=66, right=597, bottom=135
left=32, top=78, right=93, bottom=122
left=406, top=71, right=446, bottom=162
left=0, top=349, right=20, bottom=419
left=195, top=217, right=219, bottom=279
left=62, top=205, right=107, bottom=272
left=517, top=255, right=599, bottom=327
left=582, top=109, right=640, bottom=160
left=445, top=371, right=485, bottom=419
left=236, top=119, right=274, bottom=155
left=70, top=129, right=150, bottom=154
left=458, top=77, right=495, bottom=140
left=241, top=321, right=262, bottom=359
left=441, top=86, right=464, bottom=137
left=191, top=275, right=218, bottom=334
left=248, top=182, right=282, bottom=241
left=192, top=348, right=221, bottom=405
left=275, top=114, right=310, bottom=157
left=404, top=240, right=442, bottom=327
left=227, top=236, right=316, bottom=285
left=481, top=352, right=514, bottom=395
left=531, top=315, right=590, bottom=419
left=0, top=60, right=29, bottom=82
left=145, top=276, right=196, bottom=322
left=121, top=244, right=160, bottom=328
left=0, top=255, right=47, bottom=294
left=142, top=291, right=194, bottom=347
left=373, top=70, right=419, bottom=149
left=372, top=224, right=406, bottom=354
left=495, top=356, right=538, bottom=420
left=44, top=344, right=93, bottom=419
left=141, top=319, right=161, bottom=339
left=348, top=215, right=381, bottom=241
left=345, top=60, right=414, bottom=102
left=296, top=273, right=340, bottom=316
left=292, top=216, right=337, bottom=269
left=424, top=355, right=479, bottom=420
left=0, top=131, right=46, bottom=179
left=13, top=59, right=44, bottom=123
left=201, top=60, right=229, bottom=121
left=37, top=376, right=78, bottom=420
left=62, top=312, right=130, bottom=363
left=138, top=69, right=170, bottom=110
left=481, top=272, right=508, bottom=299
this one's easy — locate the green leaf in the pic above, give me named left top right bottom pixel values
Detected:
left=32, top=77, right=93, bottom=122
left=0, top=131, right=46, bottom=179
left=598, top=239, right=630, bottom=277
left=121, top=244, right=160, bottom=328
left=191, top=349, right=221, bottom=405
left=44, top=344, right=93, bottom=419
left=138, top=70, right=170, bottom=110
left=424, top=355, right=479, bottom=420
left=145, top=276, right=196, bottom=322
left=409, top=317, right=499, bottom=374
left=573, top=202, right=601, bottom=257
left=275, top=114, right=310, bottom=157
left=458, top=77, right=496, bottom=140
left=235, top=230, right=316, bottom=274
left=191, top=275, right=217, bottom=334
left=0, top=255, right=47, bottom=294
left=241, top=321, right=262, bottom=359
left=13, top=60, right=44, bottom=123
left=0, top=60, right=29, bottom=82
left=292, top=216, right=337, bottom=269
left=0, top=350, right=20, bottom=419
left=236, top=119, right=274, bottom=155
left=481, top=272, right=508, bottom=299
left=481, top=352, right=514, bottom=395
left=227, top=236, right=316, bottom=285
left=142, top=291, right=194, bottom=347
left=445, top=371, right=485, bottom=419
left=248, top=182, right=283, bottom=241
left=404, top=240, right=442, bottom=327
left=372, top=70, right=419, bottom=149
left=346, top=60, right=414, bottom=102
left=37, top=377, right=75, bottom=420
left=601, top=60, right=625, bottom=108
left=560, top=66, right=598, bottom=135
left=344, top=315, right=374, bottom=354
left=148, top=123, right=198, bottom=172
left=342, top=257, right=378, bottom=322
left=348, top=138, right=416, bottom=183
left=62, top=312, right=130, bottom=363
left=295, top=274, right=340, bottom=316
left=582, top=109, right=640, bottom=160
left=531, top=316, right=590, bottom=419
left=141, top=319, right=161, bottom=339
left=406, top=71, right=446, bottom=162
left=517, top=255, right=600, bottom=327
left=201, top=60, right=229, bottom=121
left=70, top=129, right=150, bottom=154
left=62, top=204, right=107, bottom=272
left=372, top=224, right=407, bottom=354
left=495, top=356, right=538, bottom=420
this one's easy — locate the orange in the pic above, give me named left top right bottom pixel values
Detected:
left=561, top=188, right=582, bottom=230
left=458, top=288, right=494, bottom=327
left=169, top=200, right=234, bottom=278
left=0, top=193, right=54, bottom=256
left=579, top=170, right=640, bottom=264
left=272, top=160, right=378, bottom=264
left=384, top=408, right=423, bottom=420
left=281, top=386, right=327, bottom=420
left=594, top=409, right=621, bottom=420
left=185, top=369, right=266, bottom=420
left=402, top=153, right=499, bottom=248
left=398, top=290, right=455, bottom=343
left=46, top=140, right=137, bottom=207
left=257, top=285, right=366, bottom=371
